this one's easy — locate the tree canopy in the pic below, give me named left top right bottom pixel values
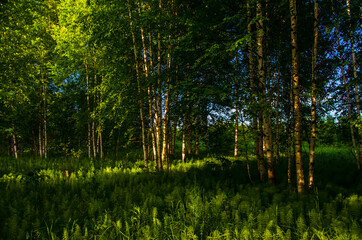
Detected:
left=1, top=0, right=361, bottom=191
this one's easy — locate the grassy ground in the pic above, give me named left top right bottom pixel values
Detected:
left=0, top=146, right=361, bottom=239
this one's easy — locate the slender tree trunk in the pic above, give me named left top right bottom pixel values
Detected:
left=287, top=123, right=292, bottom=185
left=92, top=122, right=96, bottom=158
left=11, top=122, right=17, bottom=159
left=182, top=116, right=186, bottom=163
left=156, top=0, right=163, bottom=170
left=234, top=102, right=239, bottom=157
left=161, top=39, right=172, bottom=171
left=332, top=0, right=359, bottom=169
left=39, top=68, right=45, bottom=158
left=148, top=31, right=158, bottom=170
left=274, top=74, right=279, bottom=163
left=99, top=131, right=103, bottom=159
left=288, top=71, right=296, bottom=186
left=346, top=0, right=362, bottom=168
left=154, top=89, right=162, bottom=170
left=258, top=114, right=265, bottom=181
left=195, top=104, right=200, bottom=157
left=88, top=120, right=91, bottom=158
left=39, top=121, right=43, bottom=158
left=128, top=2, right=148, bottom=169
left=275, top=52, right=281, bottom=164
left=39, top=56, right=47, bottom=159
left=99, top=80, right=104, bottom=160
left=241, top=114, right=253, bottom=184
left=290, top=0, right=305, bottom=194
left=264, top=113, right=275, bottom=183
left=187, top=119, right=192, bottom=156
left=139, top=3, right=152, bottom=168
left=248, top=0, right=263, bottom=180
left=171, top=118, right=177, bottom=156
left=85, top=62, right=91, bottom=158
left=96, top=131, right=100, bottom=156
left=309, top=0, right=319, bottom=190
left=149, top=88, right=157, bottom=166
left=12, top=135, right=17, bottom=159
left=264, top=0, right=275, bottom=183
left=206, top=115, right=210, bottom=154
left=43, top=84, right=47, bottom=159
left=93, top=53, right=99, bottom=158
left=257, top=0, right=268, bottom=182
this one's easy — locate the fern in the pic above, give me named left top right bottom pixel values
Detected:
left=296, top=214, right=307, bottom=239
left=286, top=207, right=294, bottom=229
left=280, top=206, right=294, bottom=229
left=350, top=221, right=361, bottom=239
left=345, top=195, right=362, bottom=220
left=62, top=228, right=69, bottom=240
left=257, top=211, right=269, bottom=232
left=276, top=226, right=286, bottom=240
left=181, top=226, right=197, bottom=240
left=308, top=208, right=322, bottom=230
left=247, top=212, right=256, bottom=229
left=263, top=229, right=273, bottom=240
left=152, top=206, right=161, bottom=231
left=208, top=229, right=222, bottom=239
left=285, top=229, right=292, bottom=240
left=241, top=226, right=251, bottom=240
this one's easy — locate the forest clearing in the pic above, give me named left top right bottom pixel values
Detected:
left=1, top=0, right=361, bottom=239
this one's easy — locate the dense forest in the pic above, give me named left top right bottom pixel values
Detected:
left=0, top=0, right=361, bottom=239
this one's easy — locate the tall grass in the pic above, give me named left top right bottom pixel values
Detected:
left=0, top=146, right=361, bottom=239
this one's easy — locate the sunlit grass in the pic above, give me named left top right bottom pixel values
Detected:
left=0, top=146, right=361, bottom=239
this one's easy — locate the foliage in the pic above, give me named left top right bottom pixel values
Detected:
left=0, top=146, right=361, bottom=239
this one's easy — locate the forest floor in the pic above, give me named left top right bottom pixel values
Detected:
left=0, top=146, right=361, bottom=239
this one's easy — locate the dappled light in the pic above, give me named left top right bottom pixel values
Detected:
left=1, top=0, right=361, bottom=238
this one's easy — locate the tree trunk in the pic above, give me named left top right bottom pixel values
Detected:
left=287, top=124, right=292, bottom=185
left=309, top=0, right=319, bottom=190
left=182, top=116, right=186, bottom=163
left=161, top=37, right=172, bottom=171
left=99, top=131, right=103, bottom=159
left=92, top=121, right=96, bottom=158
left=12, top=135, right=17, bottom=159
left=148, top=31, right=158, bottom=170
left=290, top=0, right=305, bottom=194
left=257, top=0, right=268, bottom=182
left=234, top=102, right=239, bottom=157
left=247, top=1, right=260, bottom=175
left=43, top=84, right=47, bottom=159
left=11, top=123, right=17, bottom=159
left=241, top=114, right=253, bottom=184
left=139, top=4, right=152, bottom=168
left=187, top=119, right=192, bottom=156
left=156, top=0, right=163, bottom=171
left=275, top=51, right=281, bottom=164
left=195, top=104, right=200, bottom=157
left=332, top=0, right=359, bottom=169
left=39, top=122, right=43, bottom=158
left=264, top=0, right=275, bottom=183
left=171, top=119, right=177, bottom=156
left=85, top=61, right=92, bottom=158
left=128, top=1, right=148, bottom=169
left=346, top=0, right=362, bottom=168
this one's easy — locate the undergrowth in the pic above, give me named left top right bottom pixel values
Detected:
left=0, top=146, right=361, bottom=239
